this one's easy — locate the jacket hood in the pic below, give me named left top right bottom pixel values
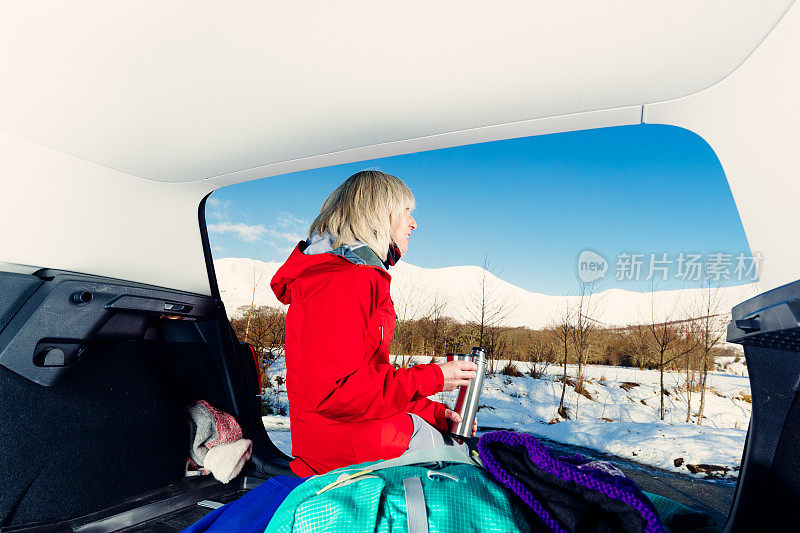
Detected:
left=270, top=238, right=390, bottom=305
left=270, top=242, right=334, bottom=305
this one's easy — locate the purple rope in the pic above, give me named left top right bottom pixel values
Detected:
left=478, top=431, right=663, bottom=533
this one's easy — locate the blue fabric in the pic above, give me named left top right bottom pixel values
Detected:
left=181, top=476, right=306, bottom=533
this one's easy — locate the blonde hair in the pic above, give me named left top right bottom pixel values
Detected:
left=309, top=170, right=415, bottom=261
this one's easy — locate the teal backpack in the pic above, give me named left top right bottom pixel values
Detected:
left=264, top=447, right=530, bottom=533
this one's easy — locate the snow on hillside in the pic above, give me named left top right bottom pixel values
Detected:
left=215, top=257, right=284, bottom=314
left=262, top=359, right=751, bottom=479
left=215, top=256, right=760, bottom=330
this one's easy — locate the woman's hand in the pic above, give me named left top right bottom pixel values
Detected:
left=437, top=360, right=477, bottom=391
left=444, top=409, right=478, bottom=444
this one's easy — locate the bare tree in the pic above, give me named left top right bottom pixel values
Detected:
left=425, top=291, right=450, bottom=357
left=642, top=286, right=697, bottom=421
left=682, top=337, right=697, bottom=423
left=486, top=323, right=509, bottom=372
left=462, top=254, right=516, bottom=373
left=569, top=281, right=603, bottom=408
left=526, top=331, right=554, bottom=379
left=693, top=278, right=726, bottom=425
left=243, top=261, right=266, bottom=342
left=390, top=267, right=427, bottom=367
left=549, top=303, right=573, bottom=419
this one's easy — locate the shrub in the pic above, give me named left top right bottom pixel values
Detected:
left=260, top=390, right=287, bottom=416
left=500, top=362, right=524, bottom=377
left=574, top=382, right=594, bottom=401
left=557, top=376, right=576, bottom=387
left=528, top=362, right=549, bottom=380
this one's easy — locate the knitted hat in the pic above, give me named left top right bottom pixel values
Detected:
left=188, top=400, right=243, bottom=465
left=187, top=400, right=251, bottom=483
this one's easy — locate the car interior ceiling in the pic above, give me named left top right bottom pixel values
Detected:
left=0, top=270, right=290, bottom=530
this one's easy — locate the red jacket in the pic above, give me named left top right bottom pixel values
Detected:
left=270, top=243, right=448, bottom=476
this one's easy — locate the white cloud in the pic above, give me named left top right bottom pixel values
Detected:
left=206, top=197, right=233, bottom=221
left=208, top=221, right=267, bottom=242
left=207, top=197, right=232, bottom=209
left=206, top=209, right=305, bottom=251
left=267, top=228, right=304, bottom=244
left=276, top=212, right=307, bottom=229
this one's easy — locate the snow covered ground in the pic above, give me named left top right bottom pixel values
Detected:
left=262, top=357, right=751, bottom=479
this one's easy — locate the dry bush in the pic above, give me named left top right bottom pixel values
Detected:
left=734, top=392, right=752, bottom=403
left=574, top=382, right=594, bottom=401
left=557, top=376, right=576, bottom=387
left=500, top=362, right=524, bottom=377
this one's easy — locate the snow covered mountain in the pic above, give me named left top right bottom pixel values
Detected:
left=214, top=257, right=760, bottom=330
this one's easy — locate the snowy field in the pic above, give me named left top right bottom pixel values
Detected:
left=262, top=357, right=750, bottom=479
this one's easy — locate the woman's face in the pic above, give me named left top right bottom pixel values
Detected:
left=391, top=207, right=417, bottom=255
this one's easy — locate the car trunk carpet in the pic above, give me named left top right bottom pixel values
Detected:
left=0, top=341, right=188, bottom=527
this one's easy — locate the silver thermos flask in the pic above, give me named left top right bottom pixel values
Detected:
left=449, top=347, right=487, bottom=439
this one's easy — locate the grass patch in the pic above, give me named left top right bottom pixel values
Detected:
left=620, top=381, right=639, bottom=392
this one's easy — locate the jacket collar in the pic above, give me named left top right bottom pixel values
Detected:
left=303, top=233, right=394, bottom=270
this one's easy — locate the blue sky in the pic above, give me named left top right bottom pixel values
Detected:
left=207, top=124, right=755, bottom=295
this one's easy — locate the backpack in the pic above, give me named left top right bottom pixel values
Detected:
left=264, top=447, right=530, bottom=533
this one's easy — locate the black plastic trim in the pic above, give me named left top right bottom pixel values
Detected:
left=203, top=318, right=293, bottom=475
left=0, top=271, right=218, bottom=386
left=1, top=477, right=239, bottom=533
left=726, top=277, right=800, bottom=531
left=199, top=192, right=221, bottom=300
left=196, top=192, right=293, bottom=473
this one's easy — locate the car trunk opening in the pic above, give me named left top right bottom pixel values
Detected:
left=0, top=270, right=291, bottom=531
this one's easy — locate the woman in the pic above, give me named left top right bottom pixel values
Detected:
left=270, top=170, right=477, bottom=476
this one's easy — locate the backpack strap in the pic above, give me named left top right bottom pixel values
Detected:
left=316, top=447, right=475, bottom=495
left=368, top=446, right=475, bottom=472
left=403, top=476, right=429, bottom=533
